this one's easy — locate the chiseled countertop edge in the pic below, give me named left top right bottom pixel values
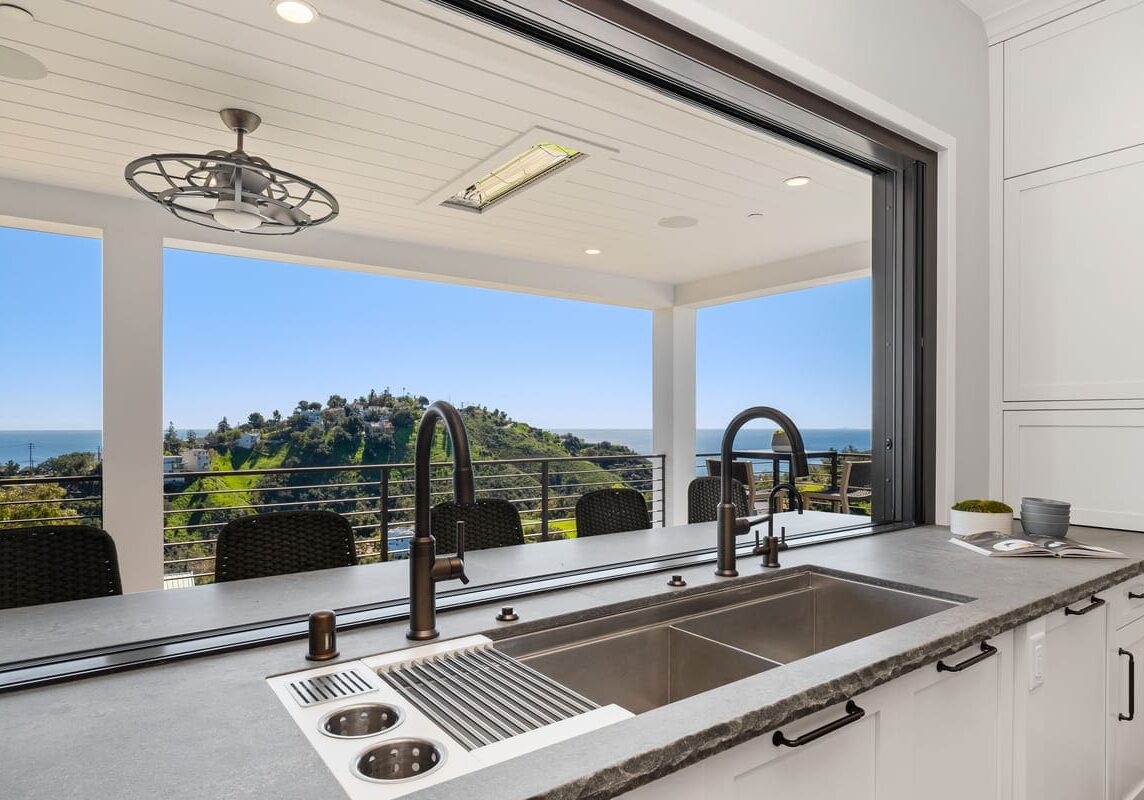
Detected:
left=404, top=526, right=1144, bottom=800
left=2, top=524, right=1144, bottom=800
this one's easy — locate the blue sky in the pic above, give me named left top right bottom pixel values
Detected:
left=0, top=227, right=102, bottom=429
left=1, top=226, right=871, bottom=431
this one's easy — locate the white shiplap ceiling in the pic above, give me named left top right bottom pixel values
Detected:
left=0, top=0, right=871, bottom=285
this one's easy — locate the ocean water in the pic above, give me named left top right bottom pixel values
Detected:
left=0, top=427, right=872, bottom=468
left=553, top=428, right=872, bottom=456
left=0, top=430, right=103, bottom=465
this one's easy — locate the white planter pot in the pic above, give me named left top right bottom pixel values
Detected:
left=949, top=509, right=1012, bottom=536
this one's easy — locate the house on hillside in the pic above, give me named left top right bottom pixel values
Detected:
left=233, top=432, right=261, bottom=450
left=181, top=449, right=211, bottom=472
left=162, top=455, right=185, bottom=485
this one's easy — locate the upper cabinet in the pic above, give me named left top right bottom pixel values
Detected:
left=1004, top=0, right=1144, bottom=177
left=1003, top=145, right=1144, bottom=402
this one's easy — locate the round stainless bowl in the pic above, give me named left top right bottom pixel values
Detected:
left=354, top=738, right=445, bottom=782
left=320, top=703, right=403, bottom=739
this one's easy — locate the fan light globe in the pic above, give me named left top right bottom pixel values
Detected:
left=211, top=200, right=264, bottom=231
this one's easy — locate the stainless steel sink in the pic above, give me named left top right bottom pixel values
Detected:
left=496, top=569, right=961, bottom=713
left=521, top=624, right=780, bottom=714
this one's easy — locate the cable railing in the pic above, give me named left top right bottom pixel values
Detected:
left=0, top=473, right=102, bottom=528
left=694, top=449, right=874, bottom=513
left=161, top=453, right=665, bottom=585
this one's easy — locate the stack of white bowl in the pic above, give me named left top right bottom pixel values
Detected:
left=1021, top=497, right=1071, bottom=537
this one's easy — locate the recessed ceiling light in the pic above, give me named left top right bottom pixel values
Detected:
left=273, top=0, right=318, bottom=24
left=657, top=215, right=699, bottom=229
left=584, top=248, right=601, bottom=255
left=0, top=44, right=46, bottom=80
left=443, top=142, right=583, bottom=213
left=0, top=4, right=34, bottom=23
left=784, top=176, right=811, bottom=187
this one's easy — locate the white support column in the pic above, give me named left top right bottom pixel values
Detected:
left=102, top=225, right=164, bottom=592
left=652, top=307, right=696, bottom=526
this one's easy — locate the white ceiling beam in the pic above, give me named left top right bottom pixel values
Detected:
left=673, top=241, right=872, bottom=308
left=0, top=177, right=673, bottom=309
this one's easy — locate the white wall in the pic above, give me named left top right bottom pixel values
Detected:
left=629, top=0, right=992, bottom=510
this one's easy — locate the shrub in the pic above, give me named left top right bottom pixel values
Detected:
left=951, top=499, right=1013, bottom=514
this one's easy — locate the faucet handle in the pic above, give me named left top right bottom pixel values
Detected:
left=454, top=520, right=470, bottom=585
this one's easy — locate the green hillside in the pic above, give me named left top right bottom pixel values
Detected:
left=161, top=391, right=649, bottom=576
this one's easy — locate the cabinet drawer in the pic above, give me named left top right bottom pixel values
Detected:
left=1117, top=578, right=1144, bottom=630
left=1004, top=0, right=1144, bottom=176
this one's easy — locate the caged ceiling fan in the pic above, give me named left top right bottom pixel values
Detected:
left=124, top=109, right=338, bottom=235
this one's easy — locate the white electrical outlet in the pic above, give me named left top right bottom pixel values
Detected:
left=1029, top=630, right=1046, bottom=689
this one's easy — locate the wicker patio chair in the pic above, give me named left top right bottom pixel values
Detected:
left=0, top=524, right=123, bottom=609
left=687, top=476, right=751, bottom=524
left=705, top=459, right=758, bottom=512
left=575, top=487, right=652, bottom=537
left=213, top=510, right=357, bottom=582
left=431, top=499, right=526, bottom=552
left=803, top=460, right=874, bottom=514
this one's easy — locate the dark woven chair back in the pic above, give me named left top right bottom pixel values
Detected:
left=687, top=477, right=750, bottom=524
left=0, top=525, right=123, bottom=609
left=847, top=460, right=873, bottom=490
left=214, top=510, right=357, bottom=582
left=575, top=488, right=652, bottom=537
left=431, top=499, right=526, bottom=553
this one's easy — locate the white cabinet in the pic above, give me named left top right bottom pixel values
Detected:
left=1004, top=0, right=1144, bottom=176
left=894, top=632, right=1014, bottom=800
left=1003, top=409, right=1144, bottom=531
left=1002, top=145, right=1144, bottom=403
left=1014, top=593, right=1110, bottom=800
left=1110, top=614, right=1144, bottom=800
left=622, top=583, right=1141, bottom=800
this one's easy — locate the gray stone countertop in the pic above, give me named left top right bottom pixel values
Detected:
left=3, top=523, right=1144, bottom=800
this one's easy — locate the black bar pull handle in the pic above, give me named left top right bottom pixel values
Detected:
left=773, top=701, right=865, bottom=748
left=1120, top=648, right=1136, bottom=722
left=1064, top=595, right=1106, bottom=616
left=1128, top=591, right=1144, bottom=600
left=937, top=640, right=998, bottom=673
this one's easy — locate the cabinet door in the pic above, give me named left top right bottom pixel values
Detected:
left=1004, top=0, right=1144, bottom=176
left=898, top=631, right=1013, bottom=800
left=1003, top=410, right=1144, bottom=532
left=1111, top=617, right=1144, bottom=800
left=1016, top=596, right=1109, bottom=800
left=1003, top=148, right=1144, bottom=403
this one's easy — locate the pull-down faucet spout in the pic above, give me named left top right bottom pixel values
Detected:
left=407, top=400, right=473, bottom=641
left=716, top=407, right=809, bottom=577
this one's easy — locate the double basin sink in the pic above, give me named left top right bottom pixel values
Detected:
left=495, top=569, right=962, bottom=714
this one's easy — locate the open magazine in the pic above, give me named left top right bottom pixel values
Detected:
left=950, top=530, right=1125, bottom=558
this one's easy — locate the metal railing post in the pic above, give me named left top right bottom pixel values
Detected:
left=830, top=451, right=840, bottom=489
left=380, top=465, right=390, bottom=562
left=540, top=460, right=550, bottom=541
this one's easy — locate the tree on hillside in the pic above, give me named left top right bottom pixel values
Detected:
left=4, top=460, right=21, bottom=477
left=327, top=394, right=346, bottom=408
left=38, top=452, right=100, bottom=476
left=185, top=429, right=198, bottom=448
left=247, top=412, right=265, bottom=429
left=164, top=421, right=182, bottom=455
left=272, top=410, right=282, bottom=424
left=0, top=484, right=78, bottom=524
left=216, top=417, right=230, bottom=434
